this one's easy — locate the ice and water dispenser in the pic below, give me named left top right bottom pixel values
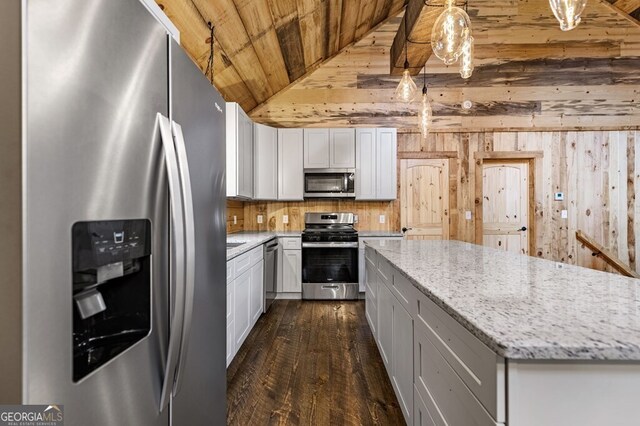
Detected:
left=72, top=220, right=151, bottom=382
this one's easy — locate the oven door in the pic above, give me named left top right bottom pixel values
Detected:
left=301, top=242, right=359, bottom=299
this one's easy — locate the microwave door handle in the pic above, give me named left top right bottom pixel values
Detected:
left=170, top=120, right=196, bottom=397
left=157, top=113, right=187, bottom=412
left=344, top=174, right=348, bottom=193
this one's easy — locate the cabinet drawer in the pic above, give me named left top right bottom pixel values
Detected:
left=226, top=282, right=233, bottom=324
left=415, top=326, right=500, bottom=426
left=413, top=288, right=505, bottom=422
left=227, top=261, right=234, bottom=283
left=234, top=251, right=252, bottom=276
left=365, top=260, right=377, bottom=300
left=377, top=256, right=393, bottom=287
left=280, top=237, right=301, bottom=250
left=365, top=291, right=377, bottom=337
left=414, top=384, right=440, bottom=426
left=249, top=245, right=263, bottom=265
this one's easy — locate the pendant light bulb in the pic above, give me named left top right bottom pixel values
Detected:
left=459, top=28, right=474, bottom=79
left=396, top=62, right=418, bottom=102
left=431, top=0, right=471, bottom=65
left=549, top=0, right=588, bottom=31
left=418, top=87, right=432, bottom=139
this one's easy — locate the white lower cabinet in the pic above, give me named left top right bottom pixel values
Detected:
left=227, top=245, right=265, bottom=367
left=250, top=260, right=264, bottom=325
left=369, top=248, right=505, bottom=426
left=281, top=238, right=302, bottom=293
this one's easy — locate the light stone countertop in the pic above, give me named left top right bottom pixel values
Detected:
left=366, top=239, right=640, bottom=361
left=226, top=231, right=300, bottom=261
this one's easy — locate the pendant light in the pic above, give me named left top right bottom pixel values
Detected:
left=417, top=68, right=432, bottom=139
left=395, top=10, right=418, bottom=102
left=431, top=0, right=471, bottom=65
left=549, top=0, right=588, bottom=31
left=459, top=27, right=474, bottom=79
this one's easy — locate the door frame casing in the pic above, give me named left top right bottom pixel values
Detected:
left=473, top=151, right=543, bottom=255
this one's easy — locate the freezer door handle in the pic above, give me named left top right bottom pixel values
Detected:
left=170, top=120, right=196, bottom=397
left=157, top=113, right=187, bottom=412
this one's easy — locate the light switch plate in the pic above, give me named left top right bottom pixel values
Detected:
left=379, top=214, right=385, bottom=224
left=465, top=210, right=472, bottom=220
left=283, top=215, right=289, bottom=224
left=233, top=215, right=237, bottom=225
left=554, top=192, right=564, bottom=201
left=561, top=210, right=568, bottom=219
left=257, top=215, right=263, bottom=224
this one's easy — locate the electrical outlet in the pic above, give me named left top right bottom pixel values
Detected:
left=283, top=215, right=289, bottom=224
left=233, top=215, right=237, bottom=225
left=257, top=215, right=263, bottom=224
left=354, top=214, right=359, bottom=223
left=561, top=210, right=568, bottom=219
left=554, top=192, right=564, bottom=201
left=379, top=214, right=385, bottom=224
left=465, top=210, right=472, bottom=220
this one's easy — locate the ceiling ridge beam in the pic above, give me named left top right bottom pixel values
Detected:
left=599, top=0, right=640, bottom=28
left=248, top=9, right=404, bottom=119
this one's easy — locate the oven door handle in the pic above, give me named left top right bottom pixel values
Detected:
left=302, top=242, right=359, bottom=248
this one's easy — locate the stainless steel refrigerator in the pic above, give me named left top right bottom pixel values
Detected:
left=0, top=0, right=227, bottom=424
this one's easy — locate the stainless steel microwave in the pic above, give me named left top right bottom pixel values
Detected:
left=303, top=169, right=355, bottom=198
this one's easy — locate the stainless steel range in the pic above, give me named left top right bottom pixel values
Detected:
left=302, top=213, right=359, bottom=300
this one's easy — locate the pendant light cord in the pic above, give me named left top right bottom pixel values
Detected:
left=205, top=22, right=215, bottom=85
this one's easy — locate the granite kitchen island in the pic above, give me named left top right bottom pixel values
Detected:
left=364, top=239, right=640, bottom=426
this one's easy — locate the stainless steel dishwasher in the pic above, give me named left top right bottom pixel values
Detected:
left=263, top=239, right=278, bottom=312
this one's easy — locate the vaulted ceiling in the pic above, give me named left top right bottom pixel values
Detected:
left=159, top=0, right=640, bottom=131
left=606, top=0, right=640, bottom=21
left=156, top=0, right=407, bottom=112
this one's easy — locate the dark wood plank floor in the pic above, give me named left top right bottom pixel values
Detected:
left=227, top=300, right=405, bottom=425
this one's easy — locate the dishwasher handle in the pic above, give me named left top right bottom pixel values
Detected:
left=265, top=240, right=278, bottom=251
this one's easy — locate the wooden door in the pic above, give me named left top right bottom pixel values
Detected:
left=400, top=159, right=450, bottom=240
left=482, top=162, right=529, bottom=254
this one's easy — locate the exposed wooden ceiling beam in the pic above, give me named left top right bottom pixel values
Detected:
left=389, top=0, right=442, bottom=75
left=600, top=0, right=640, bottom=26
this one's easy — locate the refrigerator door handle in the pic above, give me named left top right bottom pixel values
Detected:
left=157, top=113, right=187, bottom=412
left=170, top=120, right=196, bottom=396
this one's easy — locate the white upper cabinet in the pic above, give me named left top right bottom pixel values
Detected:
left=355, top=128, right=377, bottom=200
left=303, top=128, right=330, bottom=169
left=278, top=129, right=304, bottom=201
left=329, top=129, right=356, bottom=168
left=226, top=102, right=253, bottom=199
left=376, top=128, right=397, bottom=200
left=356, top=128, right=397, bottom=200
left=254, top=123, right=278, bottom=200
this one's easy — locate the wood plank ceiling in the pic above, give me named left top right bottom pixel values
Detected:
left=250, top=0, right=640, bottom=131
left=606, top=0, right=640, bottom=21
left=155, top=0, right=407, bottom=113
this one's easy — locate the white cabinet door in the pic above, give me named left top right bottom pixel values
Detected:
left=303, top=128, right=330, bottom=169
left=329, top=128, right=355, bottom=168
left=376, top=128, right=397, bottom=200
left=234, top=269, right=251, bottom=350
left=392, top=300, right=414, bottom=424
left=278, top=129, right=304, bottom=200
left=254, top=123, right=278, bottom=200
left=250, top=260, right=264, bottom=325
left=238, top=109, right=254, bottom=198
left=226, top=281, right=235, bottom=367
left=226, top=102, right=253, bottom=199
left=355, top=128, right=377, bottom=200
left=365, top=259, right=378, bottom=338
left=282, top=250, right=301, bottom=292
left=358, top=244, right=366, bottom=292
left=377, top=280, right=394, bottom=373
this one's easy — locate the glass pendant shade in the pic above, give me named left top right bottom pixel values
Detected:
left=459, top=28, right=474, bottom=79
left=418, top=89, right=432, bottom=138
left=431, top=4, right=471, bottom=65
left=549, top=0, right=588, bottom=31
left=395, top=68, right=418, bottom=102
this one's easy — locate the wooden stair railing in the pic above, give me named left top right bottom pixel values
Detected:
left=575, top=230, right=640, bottom=279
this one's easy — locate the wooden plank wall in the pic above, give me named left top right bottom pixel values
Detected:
left=227, top=200, right=245, bottom=234
left=397, top=130, right=640, bottom=274
left=243, top=200, right=399, bottom=232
